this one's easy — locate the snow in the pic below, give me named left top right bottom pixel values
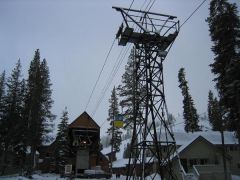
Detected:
left=102, top=129, right=237, bottom=166
left=0, top=174, right=65, bottom=180
left=146, top=173, right=161, bottom=180
left=173, top=131, right=238, bottom=145
left=112, top=158, right=129, bottom=168
left=232, top=175, right=240, bottom=180
left=101, top=138, right=131, bottom=160
left=0, top=173, right=238, bottom=180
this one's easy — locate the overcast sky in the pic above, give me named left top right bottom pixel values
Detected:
left=1, top=0, right=239, bottom=136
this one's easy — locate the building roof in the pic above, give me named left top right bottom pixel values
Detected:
left=170, top=132, right=236, bottom=160
left=173, top=131, right=238, bottom=145
left=68, top=111, right=100, bottom=129
left=153, top=131, right=238, bottom=146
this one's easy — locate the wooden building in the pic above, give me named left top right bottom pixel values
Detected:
left=39, top=112, right=110, bottom=176
left=68, top=111, right=102, bottom=175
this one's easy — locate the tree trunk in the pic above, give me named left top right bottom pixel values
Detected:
left=1, top=144, right=9, bottom=175
left=221, top=130, right=228, bottom=180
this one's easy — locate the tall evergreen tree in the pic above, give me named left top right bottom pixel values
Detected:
left=107, top=87, right=122, bottom=152
left=118, top=49, right=135, bottom=129
left=55, top=107, right=69, bottom=173
left=118, top=48, right=143, bottom=129
left=0, top=71, right=6, bottom=111
left=207, top=0, right=240, bottom=141
left=0, top=60, right=25, bottom=174
left=39, top=59, right=55, bottom=141
left=24, top=49, right=55, bottom=170
left=208, top=90, right=223, bottom=130
left=0, top=71, right=6, bottom=154
left=178, top=68, right=200, bottom=132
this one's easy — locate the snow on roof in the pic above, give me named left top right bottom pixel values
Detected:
left=102, top=130, right=237, bottom=165
left=170, top=131, right=238, bottom=160
left=173, top=131, right=238, bottom=145
left=150, top=130, right=237, bottom=146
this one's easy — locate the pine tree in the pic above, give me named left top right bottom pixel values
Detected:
left=39, top=59, right=55, bottom=141
left=0, top=60, right=25, bottom=174
left=107, top=87, right=122, bottom=152
left=0, top=71, right=6, bottom=111
left=118, top=48, right=143, bottom=129
left=24, top=49, right=55, bottom=171
left=0, top=71, right=6, bottom=154
left=207, top=0, right=240, bottom=141
left=178, top=68, right=200, bottom=133
left=118, top=49, right=135, bottom=129
left=208, top=90, right=223, bottom=131
left=55, top=107, right=70, bottom=173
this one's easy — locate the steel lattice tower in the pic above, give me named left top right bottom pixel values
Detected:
left=113, top=7, right=180, bottom=180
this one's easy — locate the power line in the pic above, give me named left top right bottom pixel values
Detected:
left=180, top=0, right=207, bottom=28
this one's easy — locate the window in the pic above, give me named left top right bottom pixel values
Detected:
left=229, top=145, right=238, bottom=151
left=200, top=159, right=208, bottom=165
left=189, top=159, right=198, bottom=167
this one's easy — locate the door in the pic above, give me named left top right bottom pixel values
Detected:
left=76, top=149, right=89, bottom=174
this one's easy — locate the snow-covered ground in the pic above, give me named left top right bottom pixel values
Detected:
left=0, top=174, right=160, bottom=180
left=232, top=175, right=240, bottom=180
left=0, top=173, right=239, bottom=180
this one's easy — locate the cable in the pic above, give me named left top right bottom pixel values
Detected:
left=180, top=0, right=207, bottom=28
left=97, top=47, right=131, bottom=127
left=96, top=0, right=152, bottom=126
left=146, top=0, right=156, bottom=13
left=84, top=38, right=116, bottom=111
left=92, top=44, right=132, bottom=118
left=85, top=0, right=136, bottom=112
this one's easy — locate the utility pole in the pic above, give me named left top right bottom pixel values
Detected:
left=113, top=6, right=180, bottom=180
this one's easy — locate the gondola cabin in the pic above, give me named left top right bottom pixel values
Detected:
left=113, top=114, right=124, bottom=128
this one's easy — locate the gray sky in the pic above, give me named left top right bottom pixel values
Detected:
left=1, top=0, right=239, bottom=136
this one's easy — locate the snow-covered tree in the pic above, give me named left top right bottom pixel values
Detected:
left=107, top=87, right=122, bottom=152
left=178, top=68, right=200, bottom=132
left=208, top=90, right=223, bottom=131
left=207, top=0, right=240, bottom=142
left=55, top=107, right=70, bottom=173
left=23, top=49, right=55, bottom=171
left=118, top=49, right=135, bottom=129
left=0, top=60, right=25, bottom=174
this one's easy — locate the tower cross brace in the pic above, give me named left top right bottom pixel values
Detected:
left=113, top=6, right=180, bottom=180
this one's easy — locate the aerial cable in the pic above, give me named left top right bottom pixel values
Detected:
left=92, top=44, right=131, bottom=117
left=180, top=0, right=207, bottom=28
left=85, top=0, right=136, bottom=112
left=96, top=0, right=151, bottom=125
left=98, top=45, right=132, bottom=128
left=92, top=44, right=132, bottom=117
left=84, top=38, right=116, bottom=111
left=91, top=46, right=127, bottom=116
left=146, top=0, right=156, bottom=13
